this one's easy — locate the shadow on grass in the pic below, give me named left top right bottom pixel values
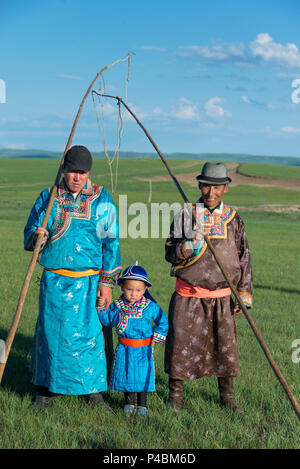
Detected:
left=156, top=372, right=221, bottom=409
left=78, top=438, right=119, bottom=449
left=0, top=327, right=34, bottom=397
left=254, top=283, right=300, bottom=295
left=155, top=374, right=169, bottom=402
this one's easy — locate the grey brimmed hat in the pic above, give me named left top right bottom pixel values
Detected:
left=196, top=162, right=231, bottom=185
left=63, top=145, right=92, bottom=173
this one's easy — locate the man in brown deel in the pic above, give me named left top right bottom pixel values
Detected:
left=164, top=162, right=253, bottom=413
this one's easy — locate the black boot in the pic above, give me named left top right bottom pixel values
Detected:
left=218, top=377, right=244, bottom=414
left=166, top=378, right=183, bottom=411
left=32, top=386, right=54, bottom=409
left=86, top=392, right=113, bottom=413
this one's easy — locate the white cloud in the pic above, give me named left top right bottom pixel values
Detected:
left=241, top=95, right=267, bottom=107
left=177, top=34, right=300, bottom=69
left=177, top=42, right=245, bottom=62
left=119, top=102, right=149, bottom=122
left=281, top=126, right=300, bottom=133
left=5, top=143, right=27, bottom=150
left=122, top=98, right=201, bottom=122
left=205, top=97, right=231, bottom=118
left=172, top=98, right=200, bottom=121
left=241, top=95, right=251, bottom=104
left=250, top=33, right=300, bottom=68
left=152, top=106, right=165, bottom=116
left=57, top=74, right=82, bottom=80
left=277, top=72, right=300, bottom=78
left=141, top=46, right=166, bottom=51
left=260, top=125, right=272, bottom=134
left=0, top=130, right=66, bottom=136
left=178, top=45, right=227, bottom=60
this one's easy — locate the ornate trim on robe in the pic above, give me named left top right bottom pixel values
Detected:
left=114, top=296, right=151, bottom=334
left=175, top=202, right=236, bottom=273
left=47, top=180, right=103, bottom=246
left=152, top=332, right=166, bottom=344
left=99, top=266, right=122, bottom=287
left=236, top=291, right=253, bottom=308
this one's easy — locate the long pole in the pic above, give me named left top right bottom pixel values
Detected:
left=0, top=55, right=132, bottom=383
left=95, top=93, right=300, bottom=421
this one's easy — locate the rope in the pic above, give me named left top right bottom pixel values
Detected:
left=92, top=53, right=133, bottom=192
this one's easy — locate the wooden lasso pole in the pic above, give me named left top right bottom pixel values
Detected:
left=0, top=54, right=133, bottom=383
left=94, top=93, right=300, bottom=421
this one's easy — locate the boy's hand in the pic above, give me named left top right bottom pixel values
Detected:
left=97, top=297, right=107, bottom=307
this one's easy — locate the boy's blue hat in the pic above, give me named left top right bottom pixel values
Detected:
left=117, top=264, right=152, bottom=287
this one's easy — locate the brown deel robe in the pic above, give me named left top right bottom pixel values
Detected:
left=164, top=201, right=253, bottom=380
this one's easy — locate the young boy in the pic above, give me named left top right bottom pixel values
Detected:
left=97, top=264, right=168, bottom=417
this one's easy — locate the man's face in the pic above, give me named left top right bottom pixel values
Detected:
left=64, top=170, right=90, bottom=193
left=199, top=183, right=228, bottom=210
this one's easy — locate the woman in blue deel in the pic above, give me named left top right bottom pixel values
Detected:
left=24, top=145, right=121, bottom=410
left=97, top=264, right=169, bottom=417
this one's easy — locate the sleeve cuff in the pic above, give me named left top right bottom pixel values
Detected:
left=96, top=305, right=108, bottom=313
left=237, top=291, right=253, bottom=309
left=99, top=266, right=122, bottom=288
left=152, top=332, right=166, bottom=344
left=181, top=240, right=201, bottom=258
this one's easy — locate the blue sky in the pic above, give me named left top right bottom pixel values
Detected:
left=1, top=0, right=300, bottom=157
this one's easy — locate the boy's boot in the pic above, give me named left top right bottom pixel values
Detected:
left=136, top=406, right=149, bottom=418
left=166, top=378, right=183, bottom=411
left=217, top=377, right=244, bottom=414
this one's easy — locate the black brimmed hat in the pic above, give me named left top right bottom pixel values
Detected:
left=63, top=145, right=92, bottom=173
left=196, top=162, right=231, bottom=185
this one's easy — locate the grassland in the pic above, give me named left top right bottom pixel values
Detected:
left=0, top=157, right=299, bottom=449
left=238, top=162, right=300, bottom=180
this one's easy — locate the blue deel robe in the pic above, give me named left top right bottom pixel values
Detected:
left=97, top=295, right=169, bottom=392
left=24, top=179, right=121, bottom=395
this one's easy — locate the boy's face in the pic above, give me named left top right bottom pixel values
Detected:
left=121, top=279, right=147, bottom=304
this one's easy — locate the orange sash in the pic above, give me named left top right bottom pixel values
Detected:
left=175, top=277, right=231, bottom=298
left=44, top=267, right=100, bottom=278
left=118, top=337, right=152, bottom=347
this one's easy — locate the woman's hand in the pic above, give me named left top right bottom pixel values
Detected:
left=97, top=284, right=112, bottom=309
left=33, top=227, right=49, bottom=244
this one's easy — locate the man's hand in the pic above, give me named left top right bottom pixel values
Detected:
left=191, top=230, right=204, bottom=246
left=97, top=284, right=112, bottom=309
left=234, top=304, right=243, bottom=315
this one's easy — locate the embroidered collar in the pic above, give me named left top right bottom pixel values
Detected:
left=115, top=295, right=150, bottom=314
left=58, top=178, right=94, bottom=197
left=190, top=198, right=235, bottom=237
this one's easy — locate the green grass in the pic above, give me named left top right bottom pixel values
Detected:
left=0, top=158, right=300, bottom=449
left=238, top=162, right=300, bottom=180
